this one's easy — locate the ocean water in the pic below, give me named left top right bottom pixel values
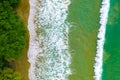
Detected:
left=102, top=0, right=120, bottom=80
left=27, top=0, right=116, bottom=80
left=94, top=0, right=110, bottom=80
left=28, top=0, right=101, bottom=80
left=67, top=0, right=100, bottom=80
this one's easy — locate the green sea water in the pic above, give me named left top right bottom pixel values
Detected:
left=102, top=0, right=120, bottom=80
left=67, top=0, right=100, bottom=80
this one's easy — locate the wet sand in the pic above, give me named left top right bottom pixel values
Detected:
left=14, top=0, right=30, bottom=80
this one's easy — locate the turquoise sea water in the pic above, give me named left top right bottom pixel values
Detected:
left=102, top=0, right=120, bottom=80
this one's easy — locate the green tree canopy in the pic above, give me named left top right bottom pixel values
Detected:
left=0, top=68, right=21, bottom=80
left=0, top=0, right=27, bottom=79
left=0, top=0, right=27, bottom=61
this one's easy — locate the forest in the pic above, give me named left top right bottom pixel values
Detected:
left=0, top=0, right=27, bottom=79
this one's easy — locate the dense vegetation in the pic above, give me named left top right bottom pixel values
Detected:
left=0, top=0, right=27, bottom=79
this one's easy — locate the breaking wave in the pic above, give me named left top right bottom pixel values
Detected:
left=94, top=0, right=110, bottom=80
left=28, top=0, right=71, bottom=80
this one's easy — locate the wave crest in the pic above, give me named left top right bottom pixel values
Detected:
left=94, top=0, right=110, bottom=80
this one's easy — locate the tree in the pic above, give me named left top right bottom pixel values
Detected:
left=0, top=0, right=26, bottom=79
left=0, top=68, right=21, bottom=80
left=0, top=0, right=27, bottom=61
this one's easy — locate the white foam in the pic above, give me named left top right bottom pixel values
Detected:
left=28, top=0, right=40, bottom=80
left=28, top=0, right=71, bottom=80
left=94, top=0, right=110, bottom=80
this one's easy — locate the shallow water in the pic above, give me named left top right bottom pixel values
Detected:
left=67, top=0, right=100, bottom=80
left=28, top=0, right=101, bottom=80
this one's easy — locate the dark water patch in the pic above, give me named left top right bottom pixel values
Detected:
left=102, top=0, right=120, bottom=80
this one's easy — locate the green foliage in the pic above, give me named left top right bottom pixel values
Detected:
left=0, top=68, right=21, bottom=80
left=0, top=0, right=27, bottom=79
left=0, top=0, right=20, bottom=7
left=0, top=0, right=27, bottom=62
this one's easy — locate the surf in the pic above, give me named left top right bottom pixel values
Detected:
left=94, top=0, right=110, bottom=80
left=28, top=0, right=71, bottom=80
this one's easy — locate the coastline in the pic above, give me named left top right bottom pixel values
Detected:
left=27, top=0, right=40, bottom=80
left=12, top=0, right=110, bottom=80
left=14, top=0, right=30, bottom=80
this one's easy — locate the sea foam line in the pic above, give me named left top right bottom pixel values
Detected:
left=94, top=0, right=110, bottom=80
left=34, top=0, right=71, bottom=80
left=28, top=0, right=40, bottom=80
left=28, top=0, right=71, bottom=80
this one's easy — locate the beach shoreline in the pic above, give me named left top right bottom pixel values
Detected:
left=13, top=0, right=105, bottom=80
left=28, top=0, right=40, bottom=80
left=14, top=0, right=30, bottom=80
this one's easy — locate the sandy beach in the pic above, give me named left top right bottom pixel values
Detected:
left=14, top=0, right=30, bottom=80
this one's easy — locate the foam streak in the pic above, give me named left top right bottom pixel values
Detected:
left=94, top=0, right=110, bottom=80
left=28, top=0, right=40, bottom=80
